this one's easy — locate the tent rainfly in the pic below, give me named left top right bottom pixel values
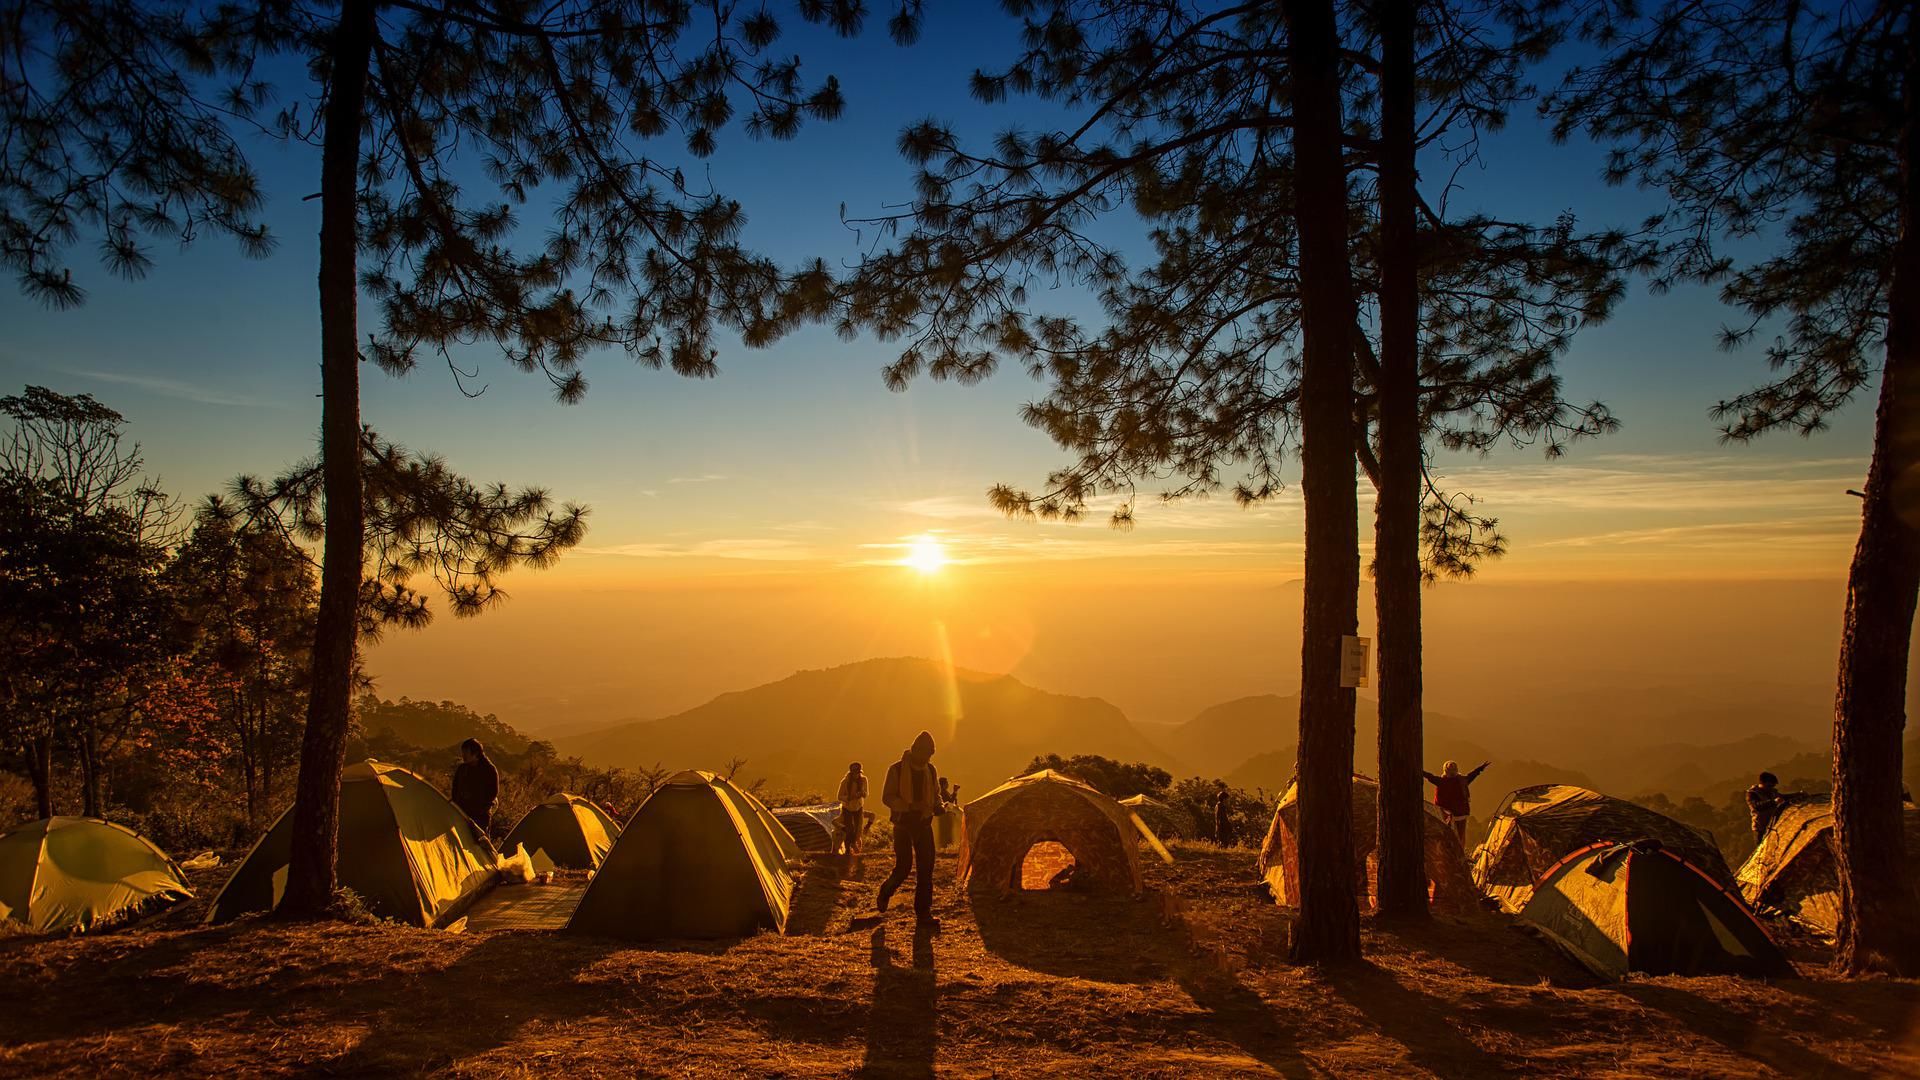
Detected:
left=206, top=759, right=498, bottom=928
left=770, top=804, right=840, bottom=855
left=956, top=769, right=1152, bottom=895
left=0, top=817, right=193, bottom=934
left=1473, top=784, right=1732, bottom=913
left=1736, top=796, right=1920, bottom=940
left=503, top=792, right=622, bottom=873
left=1521, top=840, right=1790, bottom=979
left=566, top=769, right=803, bottom=940
left=1260, top=774, right=1477, bottom=913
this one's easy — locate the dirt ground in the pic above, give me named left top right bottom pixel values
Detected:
left=0, top=843, right=1915, bottom=1078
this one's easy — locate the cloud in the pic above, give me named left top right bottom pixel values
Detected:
left=1435, top=454, right=1864, bottom=515
left=64, top=368, right=277, bottom=409
left=668, top=473, right=728, bottom=485
left=575, top=537, right=818, bottom=562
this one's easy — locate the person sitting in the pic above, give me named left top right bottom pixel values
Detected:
left=837, top=762, right=868, bottom=856
left=1422, top=760, right=1490, bottom=843
left=1747, top=771, right=1788, bottom=840
left=451, top=738, right=499, bottom=836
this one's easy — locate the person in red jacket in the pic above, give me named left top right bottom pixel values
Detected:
left=1422, top=760, right=1490, bottom=844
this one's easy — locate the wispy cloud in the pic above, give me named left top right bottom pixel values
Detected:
left=1437, top=454, right=1864, bottom=514
left=65, top=368, right=277, bottom=409
left=668, top=473, right=728, bottom=485
left=576, top=537, right=819, bottom=562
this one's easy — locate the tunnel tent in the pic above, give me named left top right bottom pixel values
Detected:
left=1520, top=839, right=1791, bottom=979
left=0, top=816, right=193, bottom=934
left=566, top=769, right=803, bottom=940
left=1736, top=796, right=1920, bottom=939
left=502, top=792, right=622, bottom=873
left=1260, top=774, right=1477, bottom=913
left=1473, top=783, right=1731, bottom=913
left=206, top=759, right=499, bottom=928
left=956, top=769, right=1149, bottom=895
left=770, top=804, right=841, bottom=855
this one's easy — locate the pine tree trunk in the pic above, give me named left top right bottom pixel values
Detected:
left=1832, top=13, right=1920, bottom=977
left=1283, top=0, right=1363, bottom=964
left=1372, top=0, right=1427, bottom=921
left=277, top=0, right=373, bottom=919
left=78, top=720, right=101, bottom=817
left=29, top=734, right=53, bottom=818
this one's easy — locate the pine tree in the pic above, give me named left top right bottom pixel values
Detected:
left=1548, top=0, right=1917, bottom=976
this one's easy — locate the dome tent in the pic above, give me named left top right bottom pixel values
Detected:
left=1736, top=796, right=1920, bottom=939
left=206, top=759, right=498, bottom=928
left=567, top=770, right=803, bottom=940
left=770, top=804, right=840, bottom=854
left=1119, top=794, right=1189, bottom=840
left=1473, top=784, right=1731, bottom=913
left=0, top=817, right=193, bottom=934
left=1521, top=839, right=1790, bottom=979
left=502, top=792, right=622, bottom=873
left=956, top=769, right=1149, bottom=895
left=1259, top=774, right=1476, bottom=913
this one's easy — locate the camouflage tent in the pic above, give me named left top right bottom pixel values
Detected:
left=957, top=770, right=1146, bottom=895
left=1259, top=774, right=1476, bottom=913
left=1736, top=796, right=1920, bottom=940
left=1473, top=784, right=1730, bottom=913
left=1522, top=840, right=1790, bottom=979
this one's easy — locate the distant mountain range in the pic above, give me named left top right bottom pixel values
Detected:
left=552, top=657, right=1167, bottom=797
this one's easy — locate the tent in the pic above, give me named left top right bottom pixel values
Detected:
left=0, top=817, right=193, bottom=934
left=770, top=804, right=841, bottom=854
left=502, top=792, right=622, bottom=873
left=1473, top=784, right=1731, bottom=913
left=567, top=769, right=803, bottom=940
left=1736, top=796, right=1920, bottom=939
left=1120, top=794, right=1189, bottom=840
left=1520, top=840, right=1791, bottom=979
left=956, top=769, right=1147, bottom=894
left=1259, top=774, right=1477, bottom=913
left=206, top=759, right=498, bottom=928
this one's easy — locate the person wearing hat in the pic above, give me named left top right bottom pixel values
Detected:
left=877, top=729, right=942, bottom=928
left=837, top=762, right=869, bottom=855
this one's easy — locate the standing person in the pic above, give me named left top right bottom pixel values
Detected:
left=877, top=730, right=942, bottom=928
left=1212, top=781, right=1235, bottom=846
left=1747, top=772, right=1788, bottom=840
left=938, top=777, right=955, bottom=810
left=451, top=738, right=499, bottom=836
left=837, top=762, right=869, bottom=856
left=1423, top=760, right=1490, bottom=845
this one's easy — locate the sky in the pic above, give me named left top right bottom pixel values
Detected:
left=0, top=6, right=1881, bottom=733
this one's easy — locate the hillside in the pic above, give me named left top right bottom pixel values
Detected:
left=555, top=657, right=1170, bottom=796
left=1224, top=752, right=1596, bottom=808
left=1166, top=694, right=1499, bottom=780
left=353, top=695, right=532, bottom=756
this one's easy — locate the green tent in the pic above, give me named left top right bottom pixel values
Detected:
left=1520, top=840, right=1791, bottom=979
left=0, top=817, right=192, bottom=934
left=567, top=769, right=802, bottom=940
left=502, top=792, right=621, bottom=872
left=206, top=759, right=497, bottom=927
left=1474, top=784, right=1731, bottom=913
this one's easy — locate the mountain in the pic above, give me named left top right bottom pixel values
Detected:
left=553, top=657, right=1171, bottom=797
left=354, top=695, right=532, bottom=756
left=1162, top=693, right=1496, bottom=779
left=1223, top=751, right=1594, bottom=809
left=1599, top=734, right=1823, bottom=798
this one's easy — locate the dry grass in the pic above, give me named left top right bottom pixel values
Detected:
left=0, top=841, right=1915, bottom=1077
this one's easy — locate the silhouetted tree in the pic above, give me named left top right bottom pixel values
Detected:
left=1549, top=0, right=1917, bottom=976
left=1023, top=753, right=1172, bottom=798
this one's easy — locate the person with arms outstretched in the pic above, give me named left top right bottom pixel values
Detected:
left=1423, top=759, right=1490, bottom=844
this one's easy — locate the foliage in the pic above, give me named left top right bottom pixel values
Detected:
left=1166, top=774, right=1270, bottom=847
left=1023, top=753, right=1171, bottom=799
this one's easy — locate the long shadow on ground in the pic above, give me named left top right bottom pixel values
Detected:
left=970, top=888, right=1170, bottom=984
left=1617, top=982, right=1879, bottom=1080
left=859, top=923, right=936, bottom=1078
left=1326, top=958, right=1518, bottom=1078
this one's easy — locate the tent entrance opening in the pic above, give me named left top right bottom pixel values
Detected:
left=1017, top=841, right=1077, bottom=891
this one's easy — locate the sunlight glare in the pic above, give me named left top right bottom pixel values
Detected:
left=903, top=535, right=949, bottom=574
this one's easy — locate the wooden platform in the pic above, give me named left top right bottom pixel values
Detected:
left=462, top=882, right=587, bottom=933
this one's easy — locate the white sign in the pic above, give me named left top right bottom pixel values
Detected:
left=1340, top=635, right=1371, bottom=689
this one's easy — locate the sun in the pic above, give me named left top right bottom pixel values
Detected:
left=902, top=535, right=949, bottom=574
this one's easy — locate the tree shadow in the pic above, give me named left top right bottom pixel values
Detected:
left=787, top=858, right=846, bottom=937
left=970, top=889, right=1170, bottom=984
left=1173, top=968, right=1314, bottom=1078
left=1370, top=912, right=1600, bottom=989
left=1325, top=958, right=1516, bottom=1078
left=1615, top=982, right=1878, bottom=1080
left=1771, top=975, right=1920, bottom=1043
left=858, top=923, right=936, bottom=1078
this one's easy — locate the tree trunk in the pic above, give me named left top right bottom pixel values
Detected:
left=1283, top=0, right=1363, bottom=963
left=28, top=734, right=53, bottom=818
left=1372, top=0, right=1427, bottom=921
left=278, top=0, right=374, bottom=919
left=78, top=720, right=101, bottom=817
left=1832, top=12, right=1920, bottom=977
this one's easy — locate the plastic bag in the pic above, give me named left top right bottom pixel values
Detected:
left=496, top=843, right=536, bottom=884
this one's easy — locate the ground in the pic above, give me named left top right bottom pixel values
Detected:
left=0, top=844, right=1915, bottom=1077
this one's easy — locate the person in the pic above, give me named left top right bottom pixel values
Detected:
left=837, top=762, right=869, bottom=856
left=451, top=738, right=499, bottom=835
left=1423, top=760, right=1490, bottom=844
left=938, top=777, right=955, bottom=810
left=1212, top=781, right=1234, bottom=845
left=1748, top=771, right=1787, bottom=840
left=877, top=729, right=942, bottom=928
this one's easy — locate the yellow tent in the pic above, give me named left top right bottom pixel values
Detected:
left=206, top=759, right=498, bottom=928
left=1259, top=774, right=1476, bottom=913
left=1473, top=783, right=1730, bottom=913
left=956, top=769, right=1148, bottom=894
left=502, top=792, right=621, bottom=872
left=566, top=770, right=803, bottom=940
left=1736, top=796, right=1920, bottom=939
left=0, top=817, right=192, bottom=934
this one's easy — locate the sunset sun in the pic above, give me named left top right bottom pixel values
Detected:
left=902, top=535, right=949, bottom=574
